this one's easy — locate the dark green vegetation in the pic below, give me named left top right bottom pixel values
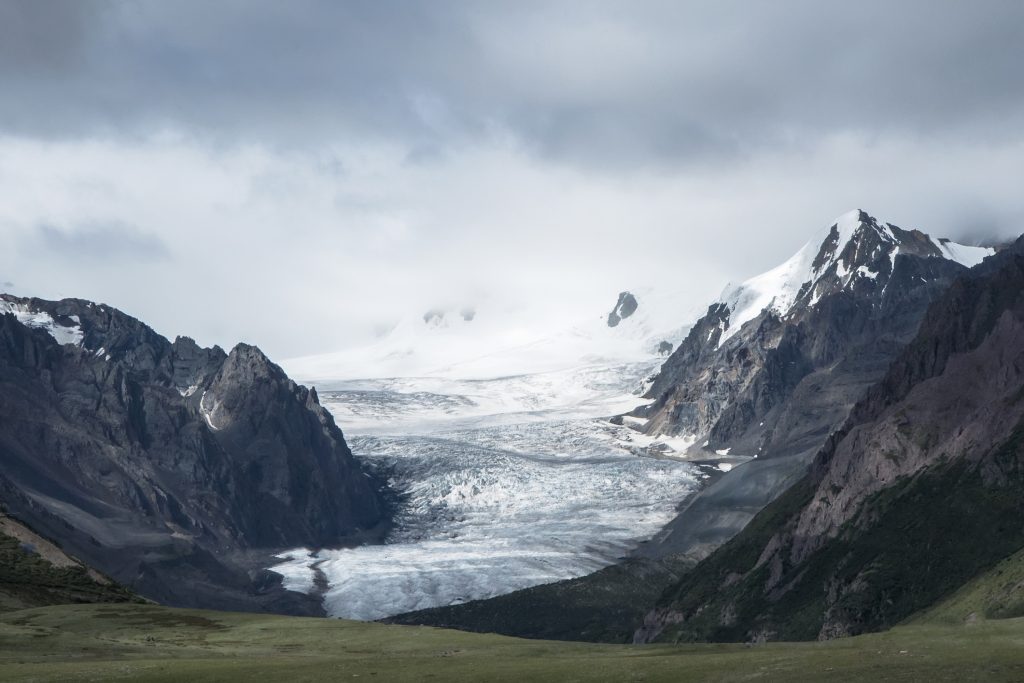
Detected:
left=389, top=558, right=691, bottom=642
left=2, top=603, right=1024, bottom=682
left=0, top=531, right=140, bottom=613
left=655, top=448, right=1024, bottom=642
left=917, top=544, right=1024, bottom=624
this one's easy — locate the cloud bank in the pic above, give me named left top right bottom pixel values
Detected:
left=0, top=1, right=1022, bottom=358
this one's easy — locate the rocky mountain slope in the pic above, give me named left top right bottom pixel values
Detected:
left=637, top=234, right=1024, bottom=643
left=0, top=295, right=389, bottom=614
left=633, top=210, right=992, bottom=562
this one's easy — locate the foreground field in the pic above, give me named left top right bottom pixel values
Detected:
left=1, top=604, right=1023, bottom=681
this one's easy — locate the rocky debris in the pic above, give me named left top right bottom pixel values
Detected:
left=0, top=294, right=390, bottom=614
left=607, top=292, right=639, bottom=327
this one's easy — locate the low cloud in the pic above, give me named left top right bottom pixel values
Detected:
left=31, top=222, right=171, bottom=263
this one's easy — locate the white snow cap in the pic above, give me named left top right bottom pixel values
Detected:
left=716, top=210, right=994, bottom=345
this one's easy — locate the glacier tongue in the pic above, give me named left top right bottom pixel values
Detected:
left=268, top=361, right=703, bottom=620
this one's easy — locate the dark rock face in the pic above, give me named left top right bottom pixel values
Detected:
left=657, top=341, right=673, bottom=356
left=633, top=212, right=981, bottom=562
left=607, top=292, right=639, bottom=327
left=638, top=237, right=1024, bottom=643
left=640, top=212, right=972, bottom=457
left=0, top=295, right=388, bottom=614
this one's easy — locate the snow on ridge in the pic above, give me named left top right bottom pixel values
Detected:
left=716, top=210, right=994, bottom=346
left=283, top=286, right=699, bottom=383
left=0, top=300, right=84, bottom=346
left=930, top=238, right=994, bottom=268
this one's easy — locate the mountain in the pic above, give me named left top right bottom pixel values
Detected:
left=387, top=210, right=999, bottom=641
left=0, top=295, right=390, bottom=614
left=631, top=210, right=993, bottom=562
left=636, top=234, right=1024, bottom=643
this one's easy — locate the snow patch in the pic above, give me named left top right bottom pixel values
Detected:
left=0, top=300, right=84, bottom=346
left=199, top=391, right=222, bottom=431
left=930, top=238, right=994, bottom=268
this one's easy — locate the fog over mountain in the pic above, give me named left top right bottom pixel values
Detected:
left=1, top=1, right=1022, bottom=359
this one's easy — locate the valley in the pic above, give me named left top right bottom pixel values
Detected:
left=269, top=363, right=706, bottom=619
left=2, top=602, right=1023, bottom=682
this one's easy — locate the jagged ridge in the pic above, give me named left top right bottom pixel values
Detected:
left=0, top=294, right=390, bottom=614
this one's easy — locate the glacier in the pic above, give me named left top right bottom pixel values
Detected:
left=270, top=294, right=706, bottom=620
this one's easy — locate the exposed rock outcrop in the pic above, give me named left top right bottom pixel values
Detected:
left=0, top=295, right=389, bottom=614
left=607, top=292, right=639, bottom=327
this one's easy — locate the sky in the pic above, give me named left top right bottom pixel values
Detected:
left=1, top=1, right=1023, bottom=359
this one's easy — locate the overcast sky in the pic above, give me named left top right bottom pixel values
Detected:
left=1, top=1, right=1023, bottom=359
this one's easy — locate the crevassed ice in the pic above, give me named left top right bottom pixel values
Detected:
left=268, top=362, right=703, bottom=621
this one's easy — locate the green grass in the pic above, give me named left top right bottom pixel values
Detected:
left=2, top=603, right=1024, bottom=681
left=915, top=545, right=1024, bottom=625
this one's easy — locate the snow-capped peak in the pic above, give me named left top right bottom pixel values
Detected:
left=716, top=210, right=994, bottom=345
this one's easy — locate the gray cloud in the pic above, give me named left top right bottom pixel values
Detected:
left=0, top=2, right=1022, bottom=358
left=32, top=222, right=171, bottom=263
left=0, top=1, right=1022, bottom=167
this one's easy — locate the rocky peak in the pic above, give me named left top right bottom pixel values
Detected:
left=716, top=210, right=993, bottom=347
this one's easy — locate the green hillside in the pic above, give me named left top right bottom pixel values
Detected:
left=0, top=519, right=141, bottom=613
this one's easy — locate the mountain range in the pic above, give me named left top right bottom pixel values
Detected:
left=4, top=208, right=1022, bottom=653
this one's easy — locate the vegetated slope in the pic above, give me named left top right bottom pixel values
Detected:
left=0, top=295, right=390, bottom=615
left=386, top=557, right=692, bottom=643
left=3, top=603, right=1024, bottom=682
left=916, top=544, right=1024, bottom=625
left=0, top=513, right=140, bottom=612
left=637, top=235, right=1024, bottom=643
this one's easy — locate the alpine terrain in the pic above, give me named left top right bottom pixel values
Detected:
left=0, top=295, right=390, bottom=615
left=390, top=210, right=1000, bottom=641
left=637, top=233, right=1024, bottom=643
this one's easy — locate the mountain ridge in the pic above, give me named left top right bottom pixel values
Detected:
left=0, top=293, right=390, bottom=615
